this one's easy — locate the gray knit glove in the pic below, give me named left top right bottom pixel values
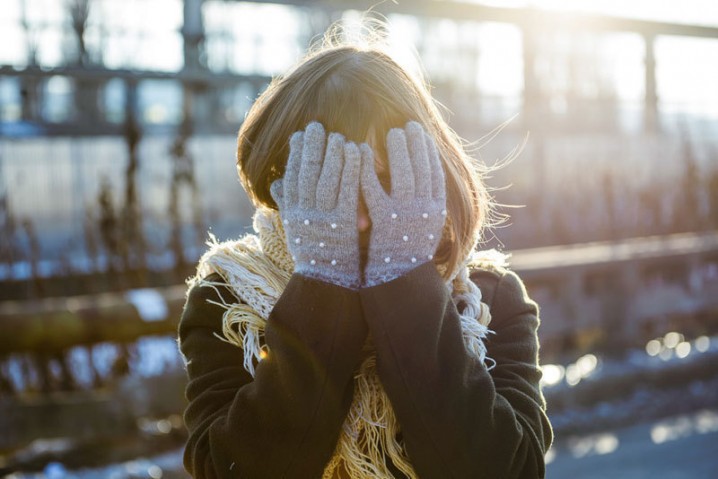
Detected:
left=270, top=122, right=362, bottom=289
left=360, top=121, right=447, bottom=287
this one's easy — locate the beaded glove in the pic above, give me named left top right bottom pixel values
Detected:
left=270, top=122, right=362, bottom=289
left=360, top=121, right=447, bottom=287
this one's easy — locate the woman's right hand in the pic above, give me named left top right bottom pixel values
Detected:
left=271, top=122, right=363, bottom=289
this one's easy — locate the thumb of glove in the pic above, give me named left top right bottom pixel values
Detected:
left=270, top=179, right=284, bottom=207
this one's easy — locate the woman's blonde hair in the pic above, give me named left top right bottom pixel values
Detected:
left=236, top=18, right=502, bottom=279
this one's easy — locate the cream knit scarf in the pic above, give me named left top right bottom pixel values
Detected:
left=188, top=208, right=509, bottom=478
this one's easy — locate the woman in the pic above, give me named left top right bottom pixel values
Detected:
left=178, top=24, right=552, bottom=479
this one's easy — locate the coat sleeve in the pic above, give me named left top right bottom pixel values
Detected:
left=178, top=273, right=368, bottom=478
left=359, top=262, right=553, bottom=479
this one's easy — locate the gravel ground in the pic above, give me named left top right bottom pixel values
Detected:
left=547, top=408, right=718, bottom=479
left=5, top=338, right=718, bottom=478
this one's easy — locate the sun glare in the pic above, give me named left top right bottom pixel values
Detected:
left=0, top=0, right=716, bottom=125
left=472, top=0, right=718, bottom=27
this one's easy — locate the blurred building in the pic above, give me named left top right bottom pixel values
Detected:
left=1, top=0, right=717, bottom=282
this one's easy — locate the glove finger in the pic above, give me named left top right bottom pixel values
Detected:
left=283, top=131, right=304, bottom=206
left=386, top=127, right=415, bottom=199
left=316, top=132, right=345, bottom=211
left=298, top=122, right=326, bottom=209
left=359, top=143, right=387, bottom=211
left=426, top=130, right=446, bottom=200
left=338, top=141, right=361, bottom=211
left=406, top=121, right=431, bottom=198
left=270, top=178, right=284, bottom=209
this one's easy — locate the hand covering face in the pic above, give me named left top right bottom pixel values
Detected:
left=271, top=121, right=446, bottom=289
left=360, top=121, right=447, bottom=286
left=271, top=122, right=363, bottom=289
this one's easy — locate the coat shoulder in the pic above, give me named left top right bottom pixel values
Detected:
left=469, top=262, right=536, bottom=319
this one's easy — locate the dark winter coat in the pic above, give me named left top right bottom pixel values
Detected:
left=178, top=261, right=553, bottom=478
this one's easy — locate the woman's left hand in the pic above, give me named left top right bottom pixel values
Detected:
left=359, top=121, right=447, bottom=287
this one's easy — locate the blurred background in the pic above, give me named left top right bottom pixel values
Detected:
left=1, top=0, right=717, bottom=477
